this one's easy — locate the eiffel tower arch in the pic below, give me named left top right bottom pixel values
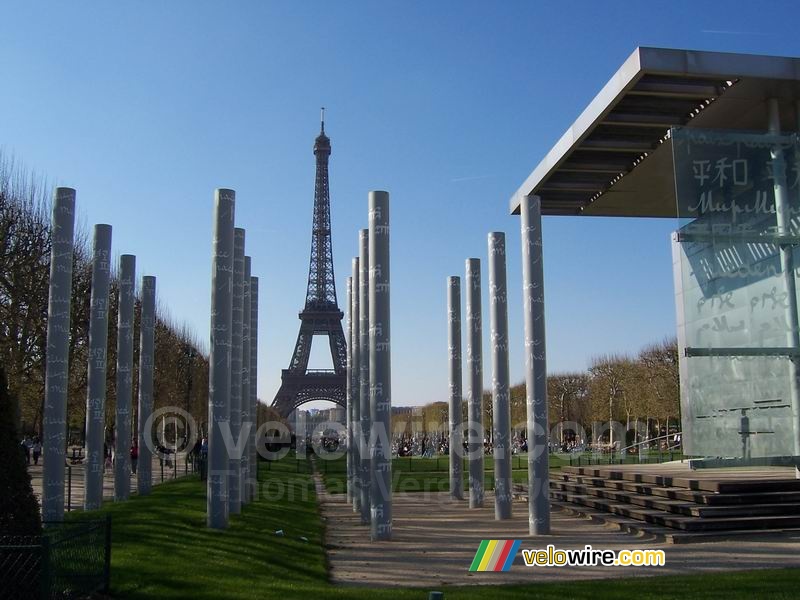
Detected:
left=272, top=113, right=348, bottom=418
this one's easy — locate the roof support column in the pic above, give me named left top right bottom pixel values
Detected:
left=521, top=194, right=551, bottom=534
left=767, top=100, right=800, bottom=478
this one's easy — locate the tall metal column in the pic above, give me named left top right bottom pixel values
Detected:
left=488, top=233, right=512, bottom=520
left=241, top=256, right=252, bottom=504
left=521, top=194, right=551, bottom=534
left=767, top=100, right=800, bottom=476
left=137, top=275, right=156, bottom=496
left=208, top=189, right=234, bottom=529
left=249, top=275, right=259, bottom=499
left=369, top=191, right=392, bottom=541
left=465, top=258, right=484, bottom=509
left=447, top=276, right=464, bottom=500
left=352, top=256, right=365, bottom=519
left=114, top=254, right=136, bottom=501
left=42, top=187, right=76, bottom=522
left=84, top=223, right=111, bottom=511
left=345, top=276, right=354, bottom=504
left=229, top=228, right=245, bottom=514
left=360, top=231, right=372, bottom=525
left=350, top=267, right=360, bottom=513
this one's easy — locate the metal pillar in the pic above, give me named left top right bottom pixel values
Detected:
left=346, top=276, right=354, bottom=504
left=359, top=231, right=372, bottom=525
left=84, top=223, right=111, bottom=511
left=241, top=256, right=252, bottom=504
left=249, top=275, right=259, bottom=498
left=350, top=264, right=366, bottom=512
left=369, top=191, right=392, bottom=541
left=465, top=258, right=484, bottom=508
left=447, top=276, right=464, bottom=500
left=229, top=228, right=245, bottom=514
left=208, top=188, right=234, bottom=529
left=42, top=187, right=76, bottom=522
left=137, top=275, right=156, bottom=496
left=114, top=254, right=136, bottom=502
left=767, top=100, right=800, bottom=477
left=488, top=233, right=512, bottom=520
left=521, top=194, right=551, bottom=534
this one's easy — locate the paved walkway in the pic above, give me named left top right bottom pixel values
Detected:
left=27, top=453, right=193, bottom=512
left=319, top=488, right=800, bottom=587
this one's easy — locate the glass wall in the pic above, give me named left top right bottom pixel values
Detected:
left=672, top=127, right=800, bottom=459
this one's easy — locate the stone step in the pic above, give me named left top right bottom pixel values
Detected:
left=551, top=480, right=800, bottom=518
left=560, top=466, right=800, bottom=494
left=551, top=491, right=800, bottom=531
left=561, top=474, right=800, bottom=505
left=552, top=500, right=800, bottom=544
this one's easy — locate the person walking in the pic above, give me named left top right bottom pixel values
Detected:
left=32, top=437, right=42, bottom=465
left=200, top=437, right=208, bottom=481
left=21, top=436, right=31, bottom=465
left=103, top=441, right=111, bottom=471
left=130, top=442, right=139, bottom=475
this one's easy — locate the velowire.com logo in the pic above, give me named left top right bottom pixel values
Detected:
left=469, top=540, right=521, bottom=572
left=469, top=541, right=666, bottom=571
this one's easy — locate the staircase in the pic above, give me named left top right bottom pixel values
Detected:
left=524, top=464, right=800, bottom=543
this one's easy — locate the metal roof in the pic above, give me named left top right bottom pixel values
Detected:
left=509, top=47, right=800, bottom=217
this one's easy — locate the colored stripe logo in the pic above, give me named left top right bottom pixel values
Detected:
left=469, top=540, right=521, bottom=572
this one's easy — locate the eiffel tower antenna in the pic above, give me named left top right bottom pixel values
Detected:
left=271, top=114, right=347, bottom=417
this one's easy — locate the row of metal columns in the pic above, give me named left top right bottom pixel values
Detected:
left=445, top=196, right=550, bottom=534
left=345, top=191, right=392, bottom=540
left=42, top=190, right=160, bottom=520
left=208, top=189, right=261, bottom=528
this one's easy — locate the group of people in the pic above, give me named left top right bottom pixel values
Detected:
left=392, top=433, right=534, bottom=457
left=20, top=436, right=42, bottom=465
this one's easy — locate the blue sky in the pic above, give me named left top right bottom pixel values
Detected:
left=2, top=1, right=799, bottom=408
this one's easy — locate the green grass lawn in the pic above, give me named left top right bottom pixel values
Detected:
left=75, top=454, right=800, bottom=599
left=319, top=454, right=565, bottom=494
left=319, top=452, right=686, bottom=494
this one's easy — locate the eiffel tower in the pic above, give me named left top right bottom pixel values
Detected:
left=272, top=111, right=348, bottom=418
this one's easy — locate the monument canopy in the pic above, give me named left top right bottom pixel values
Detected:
left=509, top=47, right=800, bottom=218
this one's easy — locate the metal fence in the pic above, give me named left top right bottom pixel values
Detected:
left=0, top=516, right=111, bottom=599
left=0, top=534, right=44, bottom=598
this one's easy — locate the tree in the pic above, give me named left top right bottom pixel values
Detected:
left=588, top=354, right=631, bottom=448
left=547, top=372, right=589, bottom=446
left=638, top=338, right=680, bottom=437
left=0, top=150, right=212, bottom=454
left=0, top=365, right=41, bottom=534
